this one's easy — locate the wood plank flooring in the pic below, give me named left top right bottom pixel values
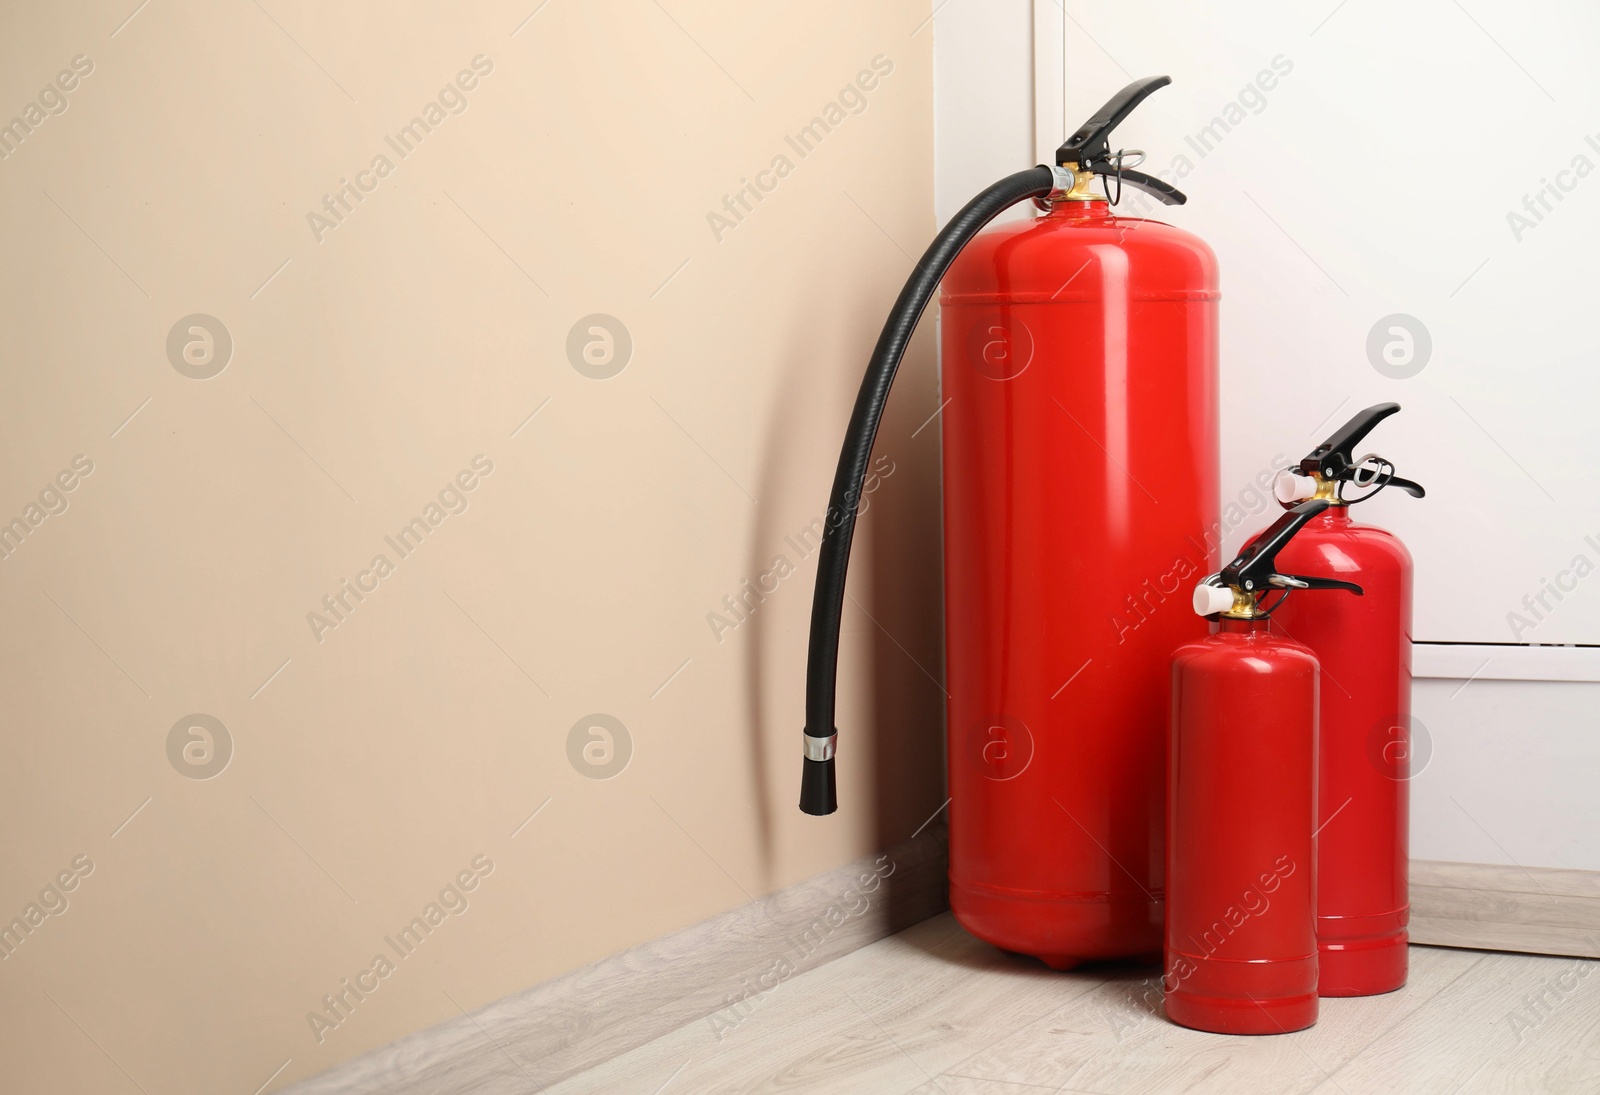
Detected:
left=542, top=913, right=1600, bottom=1094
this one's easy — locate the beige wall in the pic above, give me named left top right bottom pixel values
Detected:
left=0, top=2, right=940, bottom=1091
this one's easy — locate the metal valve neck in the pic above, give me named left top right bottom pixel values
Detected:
left=1218, top=615, right=1272, bottom=633
left=1309, top=473, right=1345, bottom=505
left=1218, top=587, right=1265, bottom=619
left=1057, top=163, right=1105, bottom=202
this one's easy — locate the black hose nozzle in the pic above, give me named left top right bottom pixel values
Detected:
left=799, top=755, right=837, bottom=816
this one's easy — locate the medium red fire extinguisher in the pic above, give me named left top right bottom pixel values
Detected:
left=1172, top=500, right=1363, bottom=1034
left=1270, top=403, right=1424, bottom=996
left=800, top=77, right=1219, bottom=970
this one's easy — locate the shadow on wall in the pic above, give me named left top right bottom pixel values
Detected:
left=742, top=300, right=948, bottom=907
left=866, top=318, right=948, bottom=924
left=742, top=334, right=809, bottom=889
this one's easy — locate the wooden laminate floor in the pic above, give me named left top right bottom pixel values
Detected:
left=544, top=912, right=1600, bottom=1094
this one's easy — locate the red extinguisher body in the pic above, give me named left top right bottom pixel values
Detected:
left=1272, top=507, right=1413, bottom=995
left=1167, top=618, right=1319, bottom=1034
left=939, top=199, right=1219, bottom=968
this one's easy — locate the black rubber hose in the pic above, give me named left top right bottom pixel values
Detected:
left=800, top=165, right=1055, bottom=816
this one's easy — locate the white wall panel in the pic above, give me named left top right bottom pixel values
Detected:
left=1058, top=0, right=1600, bottom=645
left=1412, top=678, right=1600, bottom=870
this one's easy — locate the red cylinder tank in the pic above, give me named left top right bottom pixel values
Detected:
left=1272, top=506, right=1413, bottom=996
left=939, top=197, right=1219, bottom=968
left=1167, top=617, right=1319, bottom=1034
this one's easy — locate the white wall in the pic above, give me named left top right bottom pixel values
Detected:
left=935, top=1, right=1600, bottom=871
left=1056, top=1, right=1600, bottom=648
left=933, top=0, right=1033, bottom=224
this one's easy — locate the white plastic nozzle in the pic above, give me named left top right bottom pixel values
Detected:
left=1193, top=582, right=1236, bottom=617
left=1274, top=471, right=1319, bottom=504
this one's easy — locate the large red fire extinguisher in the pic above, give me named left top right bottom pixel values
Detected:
left=1173, top=500, right=1363, bottom=1034
left=1270, top=403, right=1424, bottom=996
left=800, top=77, right=1219, bottom=969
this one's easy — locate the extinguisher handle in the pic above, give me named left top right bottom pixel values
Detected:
left=1087, top=163, right=1187, bottom=206
left=1057, top=76, right=1172, bottom=170
left=1302, top=402, right=1399, bottom=477
left=1274, top=574, right=1364, bottom=596
left=1292, top=402, right=1426, bottom=503
left=1222, top=499, right=1330, bottom=590
left=1385, top=473, right=1427, bottom=498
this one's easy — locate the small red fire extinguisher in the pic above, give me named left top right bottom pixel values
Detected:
left=1270, top=403, right=1425, bottom=996
left=1168, top=500, right=1362, bottom=1035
